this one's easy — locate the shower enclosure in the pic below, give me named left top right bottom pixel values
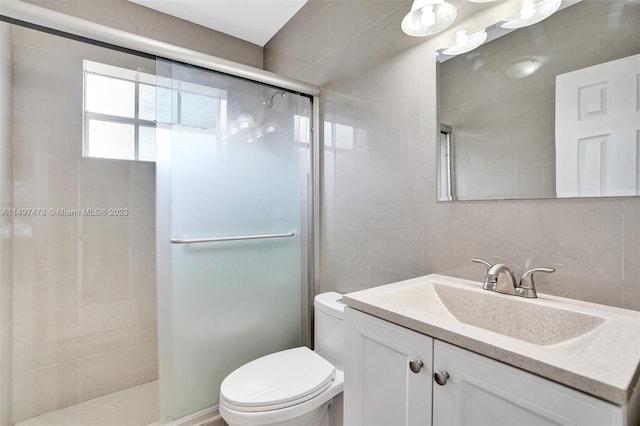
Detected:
left=155, top=61, right=313, bottom=421
left=0, top=2, right=318, bottom=424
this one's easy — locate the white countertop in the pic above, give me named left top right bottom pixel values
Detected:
left=343, top=274, right=640, bottom=406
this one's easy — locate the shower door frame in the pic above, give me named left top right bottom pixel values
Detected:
left=1, top=0, right=321, bottom=420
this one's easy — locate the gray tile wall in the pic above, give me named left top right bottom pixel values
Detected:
left=0, top=21, right=14, bottom=426
left=22, top=0, right=264, bottom=69
left=264, top=0, right=640, bottom=310
left=9, top=26, right=158, bottom=423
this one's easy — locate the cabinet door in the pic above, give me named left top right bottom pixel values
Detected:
left=344, top=308, right=432, bottom=426
left=433, top=340, right=624, bottom=426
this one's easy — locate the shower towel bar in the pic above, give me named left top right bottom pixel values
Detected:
left=170, top=232, right=295, bottom=244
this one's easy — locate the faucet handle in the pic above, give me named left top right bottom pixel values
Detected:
left=517, top=267, right=555, bottom=298
left=472, top=258, right=492, bottom=273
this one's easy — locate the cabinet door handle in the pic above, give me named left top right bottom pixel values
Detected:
left=434, top=371, right=450, bottom=385
left=409, top=360, right=423, bottom=373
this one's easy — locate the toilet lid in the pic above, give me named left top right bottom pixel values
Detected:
left=220, top=347, right=335, bottom=411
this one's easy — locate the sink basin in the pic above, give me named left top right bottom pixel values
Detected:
left=432, top=283, right=604, bottom=345
left=363, top=279, right=606, bottom=346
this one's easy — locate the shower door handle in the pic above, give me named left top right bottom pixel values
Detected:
left=170, top=232, right=295, bottom=244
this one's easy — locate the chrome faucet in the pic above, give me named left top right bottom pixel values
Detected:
left=486, top=263, right=518, bottom=295
left=472, top=258, right=555, bottom=298
left=516, top=267, right=555, bottom=298
left=472, top=258, right=515, bottom=292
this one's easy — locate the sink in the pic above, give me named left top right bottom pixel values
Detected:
left=370, top=279, right=606, bottom=346
left=342, top=273, right=640, bottom=406
left=432, top=283, right=605, bottom=345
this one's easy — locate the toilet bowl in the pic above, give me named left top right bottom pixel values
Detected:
left=219, top=292, right=345, bottom=426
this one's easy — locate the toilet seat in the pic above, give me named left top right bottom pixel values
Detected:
left=220, top=347, right=336, bottom=412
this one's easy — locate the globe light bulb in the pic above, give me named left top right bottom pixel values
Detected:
left=520, top=0, right=536, bottom=20
left=421, top=6, right=436, bottom=26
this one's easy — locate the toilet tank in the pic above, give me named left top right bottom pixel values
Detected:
left=314, top=292, right=345, bottom=371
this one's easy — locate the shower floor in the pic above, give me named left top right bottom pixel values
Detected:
left=14, top=381, right=159, bottom=426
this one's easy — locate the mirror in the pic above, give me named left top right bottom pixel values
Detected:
left=436, top=0, right=640, bottom=201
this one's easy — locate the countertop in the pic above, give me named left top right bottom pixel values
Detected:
left=343, top=274, right=640, bottom=406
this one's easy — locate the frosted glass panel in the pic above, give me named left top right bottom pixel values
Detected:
left=156, top=60, right=312, bottom=422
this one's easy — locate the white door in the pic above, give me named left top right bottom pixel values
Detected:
left=344, top=308, right=432, bottom=426
left=432, top=340, right=623, bottom=426
left=555, top=54, right=640, bottom=197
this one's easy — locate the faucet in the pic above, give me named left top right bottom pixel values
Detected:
left=472, top=258, right=516, bottom=293
left=485, top=263, right=519, bottom=295
left=516, top=267, right=555, bottom=298
left=472, top=258, right=555, bottom=298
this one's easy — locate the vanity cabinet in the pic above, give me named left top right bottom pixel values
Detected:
left=344, top=307, right=626, bottom=426
left=433, top=339, right=623, bottom=425
left=344, top=307, right=432, bottom=426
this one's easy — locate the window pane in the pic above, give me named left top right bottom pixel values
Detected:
left=180, top=92, right=218, bottom=129
left=294, top=114, right=310, bottom=144
left=139, top=84, right=156, bottom=121
left=86, top=119, right=135, bottom=160
left=139, top=126, right=157, bottom=162
left=85, top=73, right=135, bottom=117
left=140, top=84, right=177, bottom=123
left=157, top=87, right=178, bottom=124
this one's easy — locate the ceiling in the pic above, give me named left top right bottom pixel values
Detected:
left=128, top=0, right=308, bottom=46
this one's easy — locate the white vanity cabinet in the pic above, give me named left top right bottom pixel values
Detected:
left=345, top=307, right=627, bottom=426
left=433, top=339, right=624, bottom=425
left=344, top=307, right=433, bottom=426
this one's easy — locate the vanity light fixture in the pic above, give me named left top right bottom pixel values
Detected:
left=501, top=0, right=562, bottom=29
left=401, top=0, right=457, bottom=37
left=442, top=29, right=488, bottom=55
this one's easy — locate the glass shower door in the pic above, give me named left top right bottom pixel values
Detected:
left=155, top=60, right=312, bottom=422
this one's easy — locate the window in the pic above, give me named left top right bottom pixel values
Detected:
left=294, top=114, right=311, bottom=144
left=438, top=124, right=453, bottom=201
left=83, top=60, right=224, bottom=162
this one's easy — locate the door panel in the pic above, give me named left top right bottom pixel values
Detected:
left=556, top=54, right=640, bottom=197
left=156, top=59, right=312, bottom=421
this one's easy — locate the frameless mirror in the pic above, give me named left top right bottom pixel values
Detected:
left=436, top=0, right=640, bottom=201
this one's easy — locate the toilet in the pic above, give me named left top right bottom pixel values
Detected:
left=219, top=292, right=345, bottom=426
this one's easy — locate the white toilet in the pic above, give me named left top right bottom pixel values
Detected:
left=219, top=292, right=345, bottom=426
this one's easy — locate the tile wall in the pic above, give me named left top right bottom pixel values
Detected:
left=1, top=21, right=14, bottom=426
left=264, top=0, right=640, bottom=310
left=9, top=26, right=157, bottom=423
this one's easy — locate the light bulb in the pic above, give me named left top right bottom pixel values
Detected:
left=455, top=30, right=468, bottom=47
left=501, top=0, right=561, bottom=29
left=520, top=0, right=536, bottom=21
left=441, top=29, right=488, bottom=55
left=421, top=6, right=436, bottom=27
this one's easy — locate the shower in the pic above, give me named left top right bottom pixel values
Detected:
left=0, top=2, right=319, bottom=425
left=263, top=89, right=286, bottom=108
